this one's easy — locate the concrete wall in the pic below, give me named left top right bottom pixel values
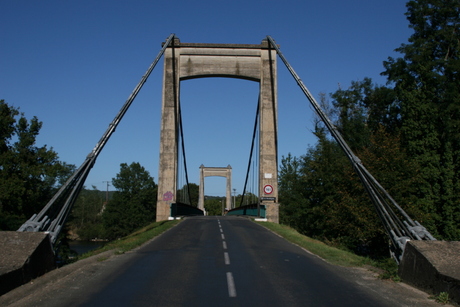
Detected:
left=0, top=232, right=55, bottom=295
left=399, top=241, right=460, bottom=304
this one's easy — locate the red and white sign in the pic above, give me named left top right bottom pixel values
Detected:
left=263, top=184, right=273, bottom=195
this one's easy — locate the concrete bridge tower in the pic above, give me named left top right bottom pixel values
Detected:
left=156, top=37, right=279, bottom=223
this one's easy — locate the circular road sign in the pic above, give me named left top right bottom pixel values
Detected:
left=264, top=184, right=273, bottom=195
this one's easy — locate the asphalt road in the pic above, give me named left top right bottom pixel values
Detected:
left=0, top=216, right=448, bottom=306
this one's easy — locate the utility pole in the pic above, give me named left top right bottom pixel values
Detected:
left=233, top=188, right=236, bottom=209
left=103, top=181, right=111, bottom=203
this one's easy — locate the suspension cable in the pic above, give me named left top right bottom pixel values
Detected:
left=266, top=35, right=436, bottom=262
left=252, top=127, right=259, bottom=204
left=241, top=96, right=260, bottom=207
left=178, top=100, right=192, bottom=205
left=18, top=34, right=176, bottom=244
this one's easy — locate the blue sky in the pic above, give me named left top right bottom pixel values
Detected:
left=1, top=1, right=412, bottom=197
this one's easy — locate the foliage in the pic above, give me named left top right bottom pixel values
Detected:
left=0, top=100, right=74, bottom=230
left=102, top=162, right=157, bottom=240
left=331, top=78, right=400, bottom=140
left=278, top=1, right=460, bottom=259
left=432, top=292, right=450, bottom=304
left=55, top=231, right=78, bottom=266
left=279, top=80, right=424, bottom=258
left=279, top=153, right=308, bottom=230
left=176, top=183, right=199, bottom=206
left=68, top=186, right=106, bottom=240
left=204, top=196, right=224, bottom=215
left=238, top=192, right=258, bottom=206
left=375, top=257, right=401, bottom=282
left=382, top=0, right=460, bottom=239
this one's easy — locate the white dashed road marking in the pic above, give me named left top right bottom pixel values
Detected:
left=226, top=272, right=237, bottom=297
left=219, top=219, right=237, bottom=297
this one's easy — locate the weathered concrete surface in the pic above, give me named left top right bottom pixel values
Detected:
left=399, top=240, right=460, bottom=304
left=156, top=38, right=279, bottom=223
left=0, top=231, right=55, bottom=296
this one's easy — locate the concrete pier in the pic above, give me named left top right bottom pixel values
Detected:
left=399, top=240, right=460, bottom=304
left=0, top=231, right=55, bottom=295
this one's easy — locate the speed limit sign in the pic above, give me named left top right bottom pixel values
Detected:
left=264, top=184, right=273, bottom=194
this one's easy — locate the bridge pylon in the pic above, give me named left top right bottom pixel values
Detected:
left=156, top=37, right=279, bottom=223
left=198, top=165, right=232, bottom=212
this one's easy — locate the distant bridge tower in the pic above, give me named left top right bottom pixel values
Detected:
left=156, top=37, right=279, bottom=223
left=198, top=165, right=232, bottom=212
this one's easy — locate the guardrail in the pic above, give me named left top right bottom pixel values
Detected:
left=170, top=203, right=204, bottom=218
left=226, top=204, right=266, bottom=218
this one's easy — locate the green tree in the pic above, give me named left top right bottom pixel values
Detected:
left=0, top=100, right=72, bottom=230
left=177, top=183, right=199, bottom=206
left=103, top=162, right=157, bottom=239
left=69, top=186, right=106, bottom=240
left=331, top=78, right=399, bottom=144
left=237, top=192, right=258, bottom=207
left=278, top=83, right=420, bottom=257
left=279, top=127, right=397, bottom=257
left=204, top=197, right=224, bottom=216
left=279, top=153, right=308, bottom=230
left=382, top=0, right=460, bottom=239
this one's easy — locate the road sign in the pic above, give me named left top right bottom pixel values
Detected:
left=263, top=185, right=273, bottom=195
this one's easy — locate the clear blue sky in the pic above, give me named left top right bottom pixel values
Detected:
left=1, top=0, right=412, bottom=196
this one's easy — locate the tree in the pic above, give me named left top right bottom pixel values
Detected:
left=204, top=197, right=224, bottom=216
left=0, top=100, right=73, bottom=230
left=278, top=83, right=420, bottom=257
left=331, top=78, right=399, bottom=143
left=176, top=183, right=199, bottom=206
left=69, top=186, right=106, bottom=240
left=382, top=0, right=460, bottom=239
left=103, top=162, right=157, bottom=239
left=279, top=153, right=308, bottom=230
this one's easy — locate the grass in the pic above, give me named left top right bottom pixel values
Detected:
left=375, top=257, right=400, bottom=282
left=77, top=219, right=181, bottom=260
left=429, top=292, right=450, bottom=304
left=257, top=221, right=401, bottom=281
left=257, top=222, right=370, bottom=267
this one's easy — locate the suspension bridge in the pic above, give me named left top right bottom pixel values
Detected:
left=2, top=35, right=459, bottom=303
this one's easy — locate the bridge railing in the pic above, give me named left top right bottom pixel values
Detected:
left=170, top=202, right=204, bottom=218
left=226, top=204, right=266, bottom=218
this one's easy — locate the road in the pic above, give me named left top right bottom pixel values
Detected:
left=0, top=216, right=446, bottom=306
